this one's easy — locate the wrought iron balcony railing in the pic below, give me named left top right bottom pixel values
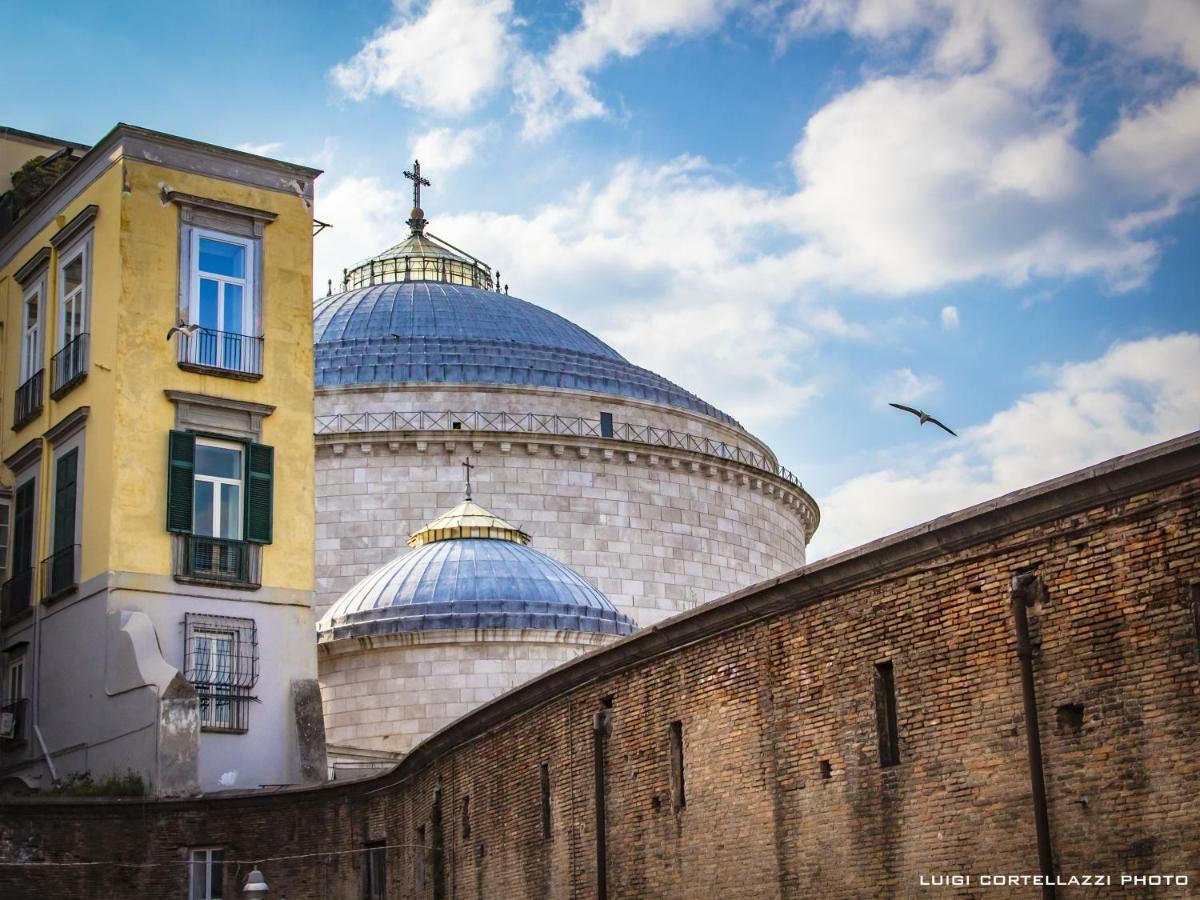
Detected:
left=177, top=328, right=263, bottom=378
left=1, top=569, right=33, bottom=625
left=175, top=535, right=260, bottom=587
left=41, top=544, right=80, bottom=600
left=314, top=409, right=806, bottom=490
left=51, top=333, right=89, bottom=398
left=1, top=698, right=29, bottom=745
left=13, top=369, right=43, bottom=431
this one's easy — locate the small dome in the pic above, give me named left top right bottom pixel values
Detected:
left=317, top=501, right=637, bottom=641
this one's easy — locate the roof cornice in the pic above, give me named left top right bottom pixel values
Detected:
left=1, top=122, right=322, bottom=270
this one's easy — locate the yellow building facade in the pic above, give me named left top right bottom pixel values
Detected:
left=0, top=124, right=324, bottom=796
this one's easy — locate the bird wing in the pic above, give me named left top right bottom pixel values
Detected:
left=889, top=403, right=923, bottom=417
left=928, top=417, right=957, bottom=437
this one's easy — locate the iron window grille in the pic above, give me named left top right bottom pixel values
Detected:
left=175, top=535, right=261, bottom=588
left=184, top=613, right=258, bottom=733
left=0, top=569, right=33, bottom=626
left=50, top=333, right=88, bottom=398
left=40, top=544, right=79, bottom=601
left=177, top=328, right=263, bottom=378
left=13, top=369, right=43, bottom=431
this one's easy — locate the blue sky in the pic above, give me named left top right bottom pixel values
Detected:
left=5, top=0, right=1198, bottom=558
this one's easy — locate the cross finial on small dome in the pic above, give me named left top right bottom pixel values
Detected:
left=405, top=159, right=431, bottom=234
left=462, top=456, right=475, bottom=501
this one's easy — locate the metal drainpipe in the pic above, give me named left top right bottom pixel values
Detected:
left=593, top=707, right=612, bottom=900
left=1011, top=572, right=1056, bottom=900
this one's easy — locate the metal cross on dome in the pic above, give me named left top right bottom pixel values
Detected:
left=462, top=456, right=475, bottom=501
left=405, top=160, right=430, bottom=210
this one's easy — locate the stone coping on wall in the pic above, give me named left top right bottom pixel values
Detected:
left=12, top=430, right=1197, bottom=811
left=315, top=429, right=820, bottom=537
left=318, top=625, right=618, bottom=656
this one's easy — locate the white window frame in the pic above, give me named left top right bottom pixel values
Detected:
left=7, top=657, right=25, bottom=704
left=193, top=438, right=244, bottom=540
left=56, top=231, right=91, bottom=352
left=20, top=274, right=45, bottom=382
left=192, top=628, right=237, bottom=730
left=188, top=228, right=256, bottom=337
left=189, top=847, right=224, bottom=900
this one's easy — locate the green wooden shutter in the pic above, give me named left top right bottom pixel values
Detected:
left=12, top=480, right=35, bottom=573
left=53, top=450, right=78, bottom=552
left=166, top=430, right=195, bottom=534
left=244, top=442, right=273, bottom=545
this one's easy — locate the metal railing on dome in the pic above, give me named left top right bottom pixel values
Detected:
left=314, top=410, right=806, bottom=490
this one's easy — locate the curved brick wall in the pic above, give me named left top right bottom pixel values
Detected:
left=5, top=434, right=1198, bottom=900
left=314, top=385, right=817, bottom=624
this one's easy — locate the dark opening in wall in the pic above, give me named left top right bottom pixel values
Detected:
left=820, top=760, right=832, bottom=780
left=451, top=421, right=462, bottom=430
left=670, top=720, right=686, bottom=810
left=461, top=795, right=470, bottom=839
left=1057, top=703, right=1085, bottom=734
left=874, top=661, right=901, bottom=768
left=363, top=841, right=387, bottom=900
left=1191, top=584, right=1200, bottom=649
left=600, top=411, right=614, bottom=438
left=540, top=763, right=552, bottom=839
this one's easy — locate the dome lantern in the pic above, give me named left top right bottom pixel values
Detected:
left=341, top=159, right=496, bottom=291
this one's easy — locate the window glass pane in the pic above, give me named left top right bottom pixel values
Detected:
left=63, top=255, right=83, bottom=294
left=198, top=238, right=245, bottom=279
left=213, top=635, right=233, bottom=684
left=223, top=283, right=243, bottom=333
left=196, top=444, right=242, bottom=479
left=220, top=483, right=241, bottom=539
left=194, top=481, right=214, bottom=537
left=190, top=853, right=205, bottom=900
left=199, top=279, right=219, bottom=330
left=25, top=292, right=38, bottom=327
left=211, top=850, right=224, bottom=899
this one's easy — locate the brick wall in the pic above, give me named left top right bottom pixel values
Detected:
left=3, top=433, right=1198, bottom=899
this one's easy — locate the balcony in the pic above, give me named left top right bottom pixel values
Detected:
left=41, top=544, right=80, bottom=601
left=1, top=698, right=29, bottom=746
left=174, top=535, right=260, bottom=589
left=13, top=369, right=44, bottom=430
left=177, top=328, right=263, bottom=380
left=1, top=569, right=33, bottom=626
left=50, top=333, right=89, bottom=399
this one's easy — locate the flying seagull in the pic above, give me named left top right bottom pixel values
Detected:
left=889, top=403, right=957, bottom=437
left=166, top=322, right=202, bottom=341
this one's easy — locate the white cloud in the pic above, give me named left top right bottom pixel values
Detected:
left=875, top=367, right=941, bottom=404
left=331, top=0, right=514, bottom=114
left=235, top=141, right=284, bottom=157
left=941, top=305, right=959, bottom=329
left=1073, top=0, right=1200, bottom=74
left=410, top=126, right=490, bottom=171
left=314, top=176, right=407, bottom=295
left=809, top=333, right=1200, bottom=559
left=513, top=0, right=736, bottom=139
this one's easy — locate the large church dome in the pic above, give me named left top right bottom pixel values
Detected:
left=313, top=282, right=739, bottom=426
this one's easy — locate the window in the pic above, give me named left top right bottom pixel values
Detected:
left=52, top=234, right=90, bottom=396
left=14, top=276, right=45, bottom=428
left=194, top=439, right=243, bottom=540
left=874, top=661, right=901, bottom=768
left=363, top=842, right=386, bottom=900
left=1, top=480, right=35, bottom=623
left=6, top=658, right=23, bottom=704
left=44, top=449, right=79, bottom=598
left=184, top=614, right=258, bottom=733
left=181, top=229, right=261, bottom=376
left=189, top=848, right=224, bottom=900
left=167, top=431, right=273, bottom=585
left=0, top=499, right=10, bottom=584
